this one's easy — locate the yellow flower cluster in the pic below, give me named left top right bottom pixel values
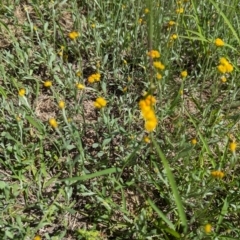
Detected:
left=88, top=73, right=101, bottom=83
left=217, top=57, right=233, bottom=73
left=229, top=141, right=237, bottom=152
left=44, top=80, right=52, bottom=87
left=147, top=50, right=165, bottom=80
left=156, top=73, right=162, bottom=80
left=211, top=170, right=224, bottom=179
left=181, top=70, right=188, bottom=78
left=143, top=136, right=151, bottom=143
left=76, top=83, right=85, bottom=90
left=94, top=97, right=107, bottom=109
left=58, top=45, right=65, bottom=56
left=170, top=34, right=178, bottom=41
left=144, top=8, right=149, bottom=14
left=168, top=33, right=178, bottom=46
left=220, top=75, right=227, bottom=83
left=139, top=95, right=158, bottom=132
left=18, top=88, right=26, bottom=97
left=33, top=235, right=42, bottom=240
left=191, top=138, right=197, bottom=145
left=76, top=71, right=81, bottom=77
left=204, top=224, right=212, bottom=234
left=58, top=100, right=65, bottom=109
left=153, top=61, right=165, bottom=70
left=168, top=20, right=176, bottom=27
left=176, top=7, right=184, bottom=14
left=68, top=31, right=79, bottom=40
left=215, top=38, right=224, bottom=47
left=49, top=118, right=58, bottom=129
left=147, top=50, right=160, bottom=59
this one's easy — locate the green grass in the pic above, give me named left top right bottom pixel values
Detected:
left=0, top=0, right=240, bottom=239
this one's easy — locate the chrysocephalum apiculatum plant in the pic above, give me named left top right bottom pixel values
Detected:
left=0, top=0, right=240, bottom=239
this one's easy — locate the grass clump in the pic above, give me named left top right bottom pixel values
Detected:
left=0, top=0, right=240, bottom=239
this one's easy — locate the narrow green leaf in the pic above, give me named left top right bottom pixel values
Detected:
left=184, top=108, right=215, bottom=167
left=26, top=115, right=45, bottom=134
left=0, top=86, right=7, bottom=98
left=147, top=197, right=175, bottom=230
left=0, top=20, right=10, bottom=32
left=152, top=139, right=187, bottom=232
left=216, top=197, right=229, bottom=232
left=61, top=167, right=122, bottom=182
left=208, top=0, right=240, bottom=44
left=164, top=227, right=181, bottom=238
left=185, top=30, right=208, bottom=42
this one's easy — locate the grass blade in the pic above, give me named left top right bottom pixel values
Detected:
left=152, top=138, right=187, bottom=232
left=61, top=167, right=122, bottom=183
left=208, top=0, right=240, bottom=44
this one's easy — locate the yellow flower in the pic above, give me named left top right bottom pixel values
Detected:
left=215, top=38, right=224, bottom=47
left=170, top=34, right=178, bottom=40
left=43, top=80, right=52, bottom=87
left=68, top=31, right=79, bottom=40
left=176, top=8, right=184, bottom=14
left=94, top=73, right=101, bottom=81
left=181, top=70, right=188, bottom=78
left=219, top=57, right=228, bottom=65
left=91, top=24, right=96, bottom=28
left=123, top=87, right=127, bottom=92
left=145, top=95, right=157, bottom=106
left=139, top=95, right=156, bottom=108
left=143, top=108, right=156, bottom=121
left=229, top=141, right=237, bottom=152
left=220, top=75, right=227, bottom=83
left=211, top=170, right=224, bottom=179
left=58, top=46, right=65, bottom=56
left=191, top=138, right=197, bottom=145
left=145, top=118, right=158, bottom=132
left=168, top=20, right=176, bottom=26
left=76, top=71, right=81, bottom=77
left=153, top=61, right=165, bottom=70
left=144, top=8, right=149, bottom=14
left=217, top=64, right=227, bottom=74
left=94, top=97, right=107, bottom=109
left=217, top=58, right=233, bottom=73
left=143, top=136, right=151, bottom=143
left=225, top=63, right=233, bottom=72
left=138, top=18, right=143, bottom=24
left=58, top=100, right=65, bottom=109
left=33, top=235, right=42, bottom=240
left=76, top=83, right=85, bottom=90
left=147, top=50, right=160, bottom=59
left=49, top=118, right=58, bottom=129
left=88, top=73, right=101, bottom=83
left=204, top=224, right=212, bottom=234
left=123, top=59, right=127, bottom=65
left=156, top=73, right=162, bottom=80
left=88, top=75, right=95, bottom=83
left=217, top=57, right=233, bottom=73
left=139, top=95, right=158, bottom=132
left=18, top=88, right=26, bottom=97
